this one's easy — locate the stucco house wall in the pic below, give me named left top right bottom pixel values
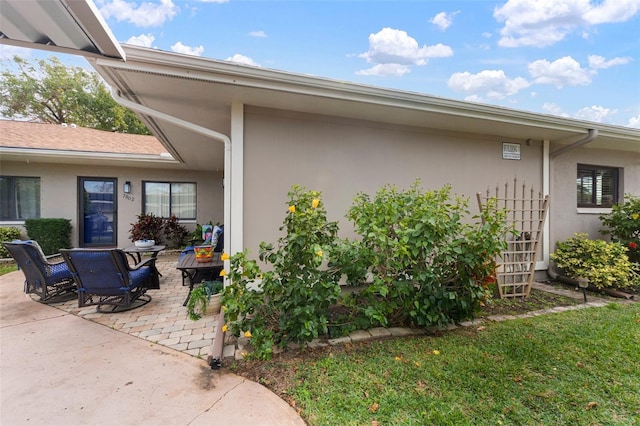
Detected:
left=550, top=147, right=640, bottom=245
left=243, top=106, right=544, bottom=255
left=0, top=160, right=223, bottom=247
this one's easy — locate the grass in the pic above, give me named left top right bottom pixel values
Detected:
left=0, top=262, right=17, bottom=276
left=235, top=303, right=640, bottom=425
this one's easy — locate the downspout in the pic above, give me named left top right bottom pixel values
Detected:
left=111, top=89, right=231, bottom=368
left=550, top=129, right=598, bottom=158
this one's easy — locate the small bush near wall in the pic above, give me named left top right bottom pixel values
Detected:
left=24, top=218, right=72, bottom=256
left=551, top=233, right=640, bottom=289
left=599, top=194, right=640, bottom=264
left=129, top=213, right=188, bottom=248
left=0, top=227, right=22, bottom=258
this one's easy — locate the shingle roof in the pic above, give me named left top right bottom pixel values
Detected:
left=0, top=120, right=166, bottom=155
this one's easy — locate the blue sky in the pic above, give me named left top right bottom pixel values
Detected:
left=3, top=0, right=640, bottom=128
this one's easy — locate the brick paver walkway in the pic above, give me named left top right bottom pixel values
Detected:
left=48, top=252, right=220, bottom=359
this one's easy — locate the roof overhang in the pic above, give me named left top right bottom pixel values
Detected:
left=0, top=0, right=124, bottom=60
left=89, top=45, right=639, bottom=172
left=0, top=147, right=178, bottom=169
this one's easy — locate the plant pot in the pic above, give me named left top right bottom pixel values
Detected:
left=206, top=293, right=222, bottom=315
left=135, top=239, right=155, bottom=248
left=194, top=245, right=214, bottom=263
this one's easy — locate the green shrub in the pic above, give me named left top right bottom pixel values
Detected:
left=551, top=233, right=639, bottom=289
left=0, top=227, right=22, bottom=258
left=24, top=218, right=72, bottom=255
left=599, top=194, right=640, bottom=263
left=334, top=182, right=509, bottom=329
left=223, top=186, right=341, bottom=359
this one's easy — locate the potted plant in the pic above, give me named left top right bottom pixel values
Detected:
left=186, top=280, right=224, bottom=320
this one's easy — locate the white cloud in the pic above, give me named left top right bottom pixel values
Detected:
left=98, top=0, right=178, bottom=27
left=430, top=11, right=460, bottom=31
left=357, top=28, right=452, bottom=76
left=124, top=33, right=155, bottom=47
left=542, top=102, right=570, bottom=117
left=588, top=54, right=632, bottom=69
left=574, top=105, right=618, bottom=123
left=482, top=32, right=493, bottom=38
left=627, top=114, right=640, bottom=128
left=494, top=0, right=640, bottom=47
left=226, top=54, right=260, bottom=66
left=359, top=28, right=453, bottom=66
left=528, top=56, right=592, bottom=88
left=171, top=42, right=204, bottom=56
left=447, top=69, right=530, bottom=100
left=356, top=63, right=411, bottom=77
left=249, top=30, right=267, bottom=38
left=197, top=0, right=229, bottom=3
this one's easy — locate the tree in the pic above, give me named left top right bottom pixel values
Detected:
left=0, top=55, right=150, bottom=135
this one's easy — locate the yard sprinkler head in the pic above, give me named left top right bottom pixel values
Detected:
left=577, top=277, right=589, bottom=303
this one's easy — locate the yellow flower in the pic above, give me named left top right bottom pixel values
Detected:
left=394, top=356, right=402, bottom=361
left=317, top=250, right=323, bottom=257
left=288, top=205, right=296, bottom=213
left=221, top=324, right=228, bottom=332
left=312, top=198, right=320, bottom=209
left=632, top=213, right=639, bottom=220
left=244, top=330, right=252, bottom=338
left=432, top=350, right=440, bottom=355
left=219, top=269, right=227, bottom=277
left=221, top=252, right=230, bottom=261
left=257, top=274, right=263, bottom=279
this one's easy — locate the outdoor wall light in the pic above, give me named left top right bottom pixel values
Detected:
left=123, top=181, right=132, bottom=194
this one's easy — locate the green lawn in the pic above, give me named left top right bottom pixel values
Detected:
left=254, top=303, right=640, bottom=425
left=0, top=262, right=17, bottom=276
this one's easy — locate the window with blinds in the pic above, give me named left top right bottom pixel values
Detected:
left=0, top=176, right=41, bottom=221
left=143, top=181, right=197, bottom=219
left=576, top=165, right=619, bottom=208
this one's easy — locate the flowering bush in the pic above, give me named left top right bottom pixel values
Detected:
left=599, top=194, right=640, bottom=264
left=333, top=182, right=509, bottom=329
left=221, top=186, right=340, bottom=359
left=550, top=233, right=639, bottom=289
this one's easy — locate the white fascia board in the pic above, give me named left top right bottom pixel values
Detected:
left=0, top=147, right=177, bottom=163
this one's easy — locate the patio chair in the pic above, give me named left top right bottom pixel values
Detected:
left=60, top=248, right=158, bottom=312
left=2, top=240, right=76, bottom=303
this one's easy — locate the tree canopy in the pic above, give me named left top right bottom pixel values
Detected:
left=0, top=55, right=150, bottom=135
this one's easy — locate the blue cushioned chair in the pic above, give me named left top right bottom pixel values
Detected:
left=3, top=240, right=76, bottom=302
left=60, top=248, right=158, bottom=312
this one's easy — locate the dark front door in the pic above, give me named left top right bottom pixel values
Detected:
left=79, top=177, right=117, bottom=247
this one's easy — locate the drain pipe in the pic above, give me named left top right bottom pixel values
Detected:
left=550, top=129, right=598, bottom=158
left=111, top=89, right=231, bottom=367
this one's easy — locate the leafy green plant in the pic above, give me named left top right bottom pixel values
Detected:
left=0, top=227, right=21, bottom=258
left=186, top=280, right=224, bottom=321
left=551, top=233, right=639, bottom=289
left=162, top=214, right=188, bottom=248
left=600, top=194, right=640, bottom=263
left=129, top=212, right=165, bottom=242
left=24, top=218, right=71, bottom=255
left=222, top=186, right=341, bottom=359
left=334, top=182, right=510, bottom=329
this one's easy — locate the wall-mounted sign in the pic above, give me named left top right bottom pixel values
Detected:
left=502, top=142, right=521, bottom=160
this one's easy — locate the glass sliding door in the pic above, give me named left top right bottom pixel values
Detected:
left=79, top=177, right=117, bottom=247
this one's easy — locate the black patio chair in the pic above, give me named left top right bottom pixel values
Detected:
left=60, top=248, right=158, bottom=312
left=2, top=240, right=76, bottom=303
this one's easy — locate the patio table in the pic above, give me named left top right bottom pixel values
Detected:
left=176, top=252, right=223, bottom=306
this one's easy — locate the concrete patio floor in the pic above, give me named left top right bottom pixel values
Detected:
left=0, top=253, right=306, bottom=426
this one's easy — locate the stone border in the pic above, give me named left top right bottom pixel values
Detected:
left=222, top=282, right=633, bottom=362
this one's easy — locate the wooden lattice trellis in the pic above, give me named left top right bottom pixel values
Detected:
left=477, top=179, right=549, bottom=298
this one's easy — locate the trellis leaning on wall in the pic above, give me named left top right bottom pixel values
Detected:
left=477, top=178, right=549, bottom=299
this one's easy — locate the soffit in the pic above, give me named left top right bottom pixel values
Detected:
left=0, top=0, right=124, bottom=59
left=92, top=46, right=640, bottom=160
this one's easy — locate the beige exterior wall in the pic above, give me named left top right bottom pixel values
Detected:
left=0, top=161, right=224, bottom=247
left=550, top=147, right=640, bottom=245
left=243, top=107, right=544, bottom=254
